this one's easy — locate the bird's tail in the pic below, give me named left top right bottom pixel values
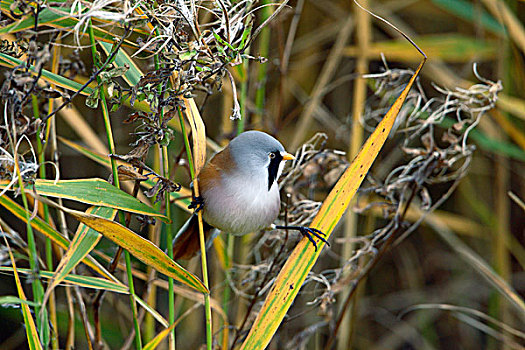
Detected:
left=172, top=214, right=217, bottom=260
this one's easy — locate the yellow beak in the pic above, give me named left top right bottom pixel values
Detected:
left=281, top=152, right=295, bottom=161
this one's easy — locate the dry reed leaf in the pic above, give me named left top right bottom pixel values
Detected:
left=183, top=97, right=207, bottom=176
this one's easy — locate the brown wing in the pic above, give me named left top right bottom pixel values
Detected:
left=172, top=215, right=215, bottom=260
left=198, top=146, right=234, bottom=194
left=173, top=146, right=233, bottom=260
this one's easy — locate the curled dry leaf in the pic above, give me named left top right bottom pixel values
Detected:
left=183, top=97, right=206, bottom=176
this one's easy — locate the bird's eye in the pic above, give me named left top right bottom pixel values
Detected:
left=269, top=152, right=276, bottom=159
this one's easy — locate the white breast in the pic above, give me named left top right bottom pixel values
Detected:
left=201, top=171, right=281, bottom=235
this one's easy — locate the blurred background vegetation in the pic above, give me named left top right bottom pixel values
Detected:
left=0, top=0, right=524, bottom=349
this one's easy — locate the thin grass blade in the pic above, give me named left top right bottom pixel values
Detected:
left=424, top=211, right=525, bottom=321
left=135, top=296, right=169, bottom=327
left=2, top=236, right=43, bottom=350
left=344, top=34, right=497, bottom=62
left=0, top=267, right=129, bottom=294
left=143, top=321, right=180, bottom=350
left=42, top=206, right=116, bottom=307
left=0, top=53, right=94, bottom=95
left=142, top=306, right=198, bottom=350
left=0, top=296, right=39, bottom=307
left=0, top=8, right=66, bottom=33
left=24, top=178, right=168, bottom=222
left=0, top=3, right=139, bottom=48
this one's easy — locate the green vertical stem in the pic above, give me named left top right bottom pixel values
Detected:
left=178, top=108, right=212, bottom=350
left=32, top=94, right=57, bottom=348
left=162, top=144, right=175, bottom=347
left=221, top=55, right=249, bottom=346
left=153, top=50, right=176, bottom=348
left=32, top=96, right=52, bottom=269
left=32, top=95, right=52, bottom=273
left=221, top=233, right=234, bottom=346
left=143, top=224, right=159, bottom=343
left=12, top=138, right=47, bottom=344
left=43, top=34, right=61, bottom=349
left=237, top=57, right=248, bottom=135
left=29, top=95, right=50, bottom=348
left=88, top=20, right=142, bottom=350
left=253, top=1, right=272, bottom=125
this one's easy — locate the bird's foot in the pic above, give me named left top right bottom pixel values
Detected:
left=274, top=225, right=329, bottom=251
left=188, top=195, right=204, bottom=212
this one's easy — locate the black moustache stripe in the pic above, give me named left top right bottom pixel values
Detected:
left=267, top=152, right=283, bottom=191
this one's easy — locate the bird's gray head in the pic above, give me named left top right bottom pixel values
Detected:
left=228, top=131, right=294, bottom=190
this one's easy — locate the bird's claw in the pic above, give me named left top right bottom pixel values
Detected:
left=274, top=225, right=329, bottom=251
left=188, top=195, right=204, bottom=212
left=298, top=227, right=329, bottom=251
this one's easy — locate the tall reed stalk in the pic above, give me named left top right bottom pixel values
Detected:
left=87, top=20, right=142, bottom=350
left=178, top=109, right=213, bottom=350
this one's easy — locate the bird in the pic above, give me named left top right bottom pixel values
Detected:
left=172, top=130, right=327, bottom=260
